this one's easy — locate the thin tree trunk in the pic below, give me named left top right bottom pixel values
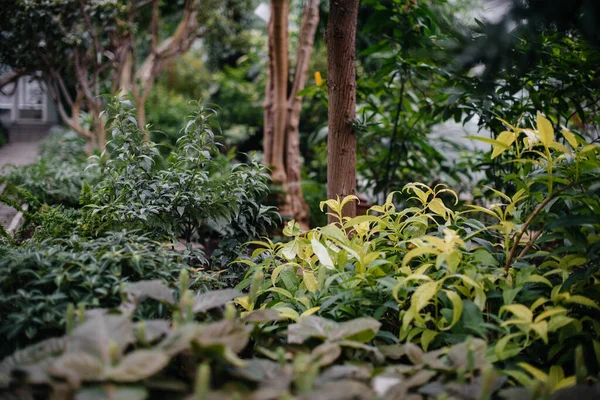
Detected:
left=326, top=0, right=359, bottom=223
left=263, top=15, right=275, bottom=168
left=284, top=0, right=319, bottom=229
left=269, top=0, right=290, bottom=185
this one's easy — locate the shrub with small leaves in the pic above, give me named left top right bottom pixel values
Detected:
left=87, top=99, right=278, bottom=250
left=0, top=231, right=213, bottom=357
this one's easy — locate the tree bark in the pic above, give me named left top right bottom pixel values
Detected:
left=284, top=0, right=320, bottom=229
left=269, top=0, right=290, bottom=185
left=263, top=15, right=275, bottom=168
left=326, top=0, right=359, bottom=223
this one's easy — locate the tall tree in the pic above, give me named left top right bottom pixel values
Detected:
left=325, top=0, right=360, bottom=222
left=263, top=0, right=320, bottom=228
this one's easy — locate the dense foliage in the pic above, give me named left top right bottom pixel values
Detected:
left=1, top=1, right=600, bottom=399
left=1, top=111, right=599, bottom=398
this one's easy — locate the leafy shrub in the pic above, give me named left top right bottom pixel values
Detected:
left=0, top=130, right=99, bottom=208
left=87, top=100, right=277, bottom=248
left=2, top=278, right=595, bottom=399
left=0, top=231, right=212, bottom=357
left=235, top=115, right=600, bottom=389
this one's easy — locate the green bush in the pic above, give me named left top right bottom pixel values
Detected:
left=235, top=115, right=600, bottom=389
left=87, top=99, right=278, bottom=253
left=0, top=130, right=99, bottom=208
left=1, top=278, right=595, bottom=399
left=0, top=231, right=213, bottom=357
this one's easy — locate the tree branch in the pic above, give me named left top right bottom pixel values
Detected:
left=504, top=182, right=576, bottom=274
left=0, top=70, right=24, bottom=95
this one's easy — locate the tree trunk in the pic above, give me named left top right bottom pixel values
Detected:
left=263, top=15, right=275, bottom=168
left=284, top=0, right=319, bottom=229
left=269, top=0, right=290, bottom=185
left=326, top=0, right=359, bottom=223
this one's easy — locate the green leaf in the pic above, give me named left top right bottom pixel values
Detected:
left=428, top=198, right=447, bottom=218
left=500, top=304, right=533, bottom=322
left=495, top=332, right=524, bottom=361
left=564, top=295, right=600, bottom=310
left=336, top=318, right=381, bottom=342
left=492, top=131, right=516, bottom=158
left=536, top=113, right=554, bottom=148
left=303, top=270, right=318, bottom=293
left=518, top=362, right=548, bottom=383
left=411, top=281, right=439, bottom=321
left=192, top=289, right=242, bottom=314
left=123, top=281, right=175, bottom=305
left=108, top=350, right=169, bottom=382
left=442, top=290, right=463, bottom=330
left=562, top=128, right=578, bottom=148
left=420, top=330, right=439, bottom=352
left=311, top=239, right=334, bottom=268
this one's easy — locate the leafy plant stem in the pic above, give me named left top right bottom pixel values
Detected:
left=516, top=229, right=544, bottom=262
left=504, top=182, right=576, bottom=275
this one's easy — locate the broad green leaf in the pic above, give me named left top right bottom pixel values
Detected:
left=108, top=350, right=169, bottom=382
left=492, top=131, right=516, bottom=158
left=267, top=287, right=294, bottom=299
left=495, top=332, right=524, bottom=361
left=301, top=306, right=321, bottom=317
left=548, top=366, right=565, bottom=391
left=501, top=304, right=533, bottom=322
left=554, top=376, right=576, bottom=391
left=192, top=289, right=241, bottom=313
left=518, top=362, right=548, bottom=383
left=402, top=247, right=440, bottom=267
left=411, top=281, right=439, bottom=321
left=311, top=239, right=334, bottom=268
left=428, top=198, right=447, bottom=218
left=564, top=295, right=600, bottom=310
left=281, top=240, right=299, bottom=260
left=562, top=128, right=578, bottom=148
left=320, top=224, right=348, bottom=244
left=548, top=315, right=574, bottom=332
left=530, top=321, right=549, bottom=343
left=336, top=318, right=381, bottom=342
left=441, top=290, right=463, bottom=330
left=534, top=307, right=567, bottom=323
left=273, top=306, right=300, bottom=322
left=581, top=144, right=598, bottom=154
left=536, top=114, right=554, bottom=148
left=303, top=270, right=318, bottom=293
left=420, top=330, right=439, bottom=352
left=342, top=215, right=380, bottom=230
left=123, top=281, right=174, bottom=305
left=524, top=275, right=552, bottom=287
left=310, top=342, right=341, bottom=367
left=288, top=316, right=338, bottom=343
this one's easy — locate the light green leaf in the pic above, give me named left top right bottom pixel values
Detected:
left=518, top=362, right=548, bottom=383
left=562, top=128, right=578, bottom=148
left=501, top=304, right=533, bottom=322
left=108, top=350, right=169, bottom=382
left=411, top=281, right=439, bottom=320
left=311, top=239, right=334, bottom=268
left=428, top=198, right=447, bottom=218
left=303, top=270, right=318, bottom=293
left=536, top=113, right=554, bottom=148
left=442, top=290, right=463, bottom=330
left=564, top=295, right=600, bottom=310
left=492, top=131, right=516, bottom=158
left=420, top=330, right=439, bottom=352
